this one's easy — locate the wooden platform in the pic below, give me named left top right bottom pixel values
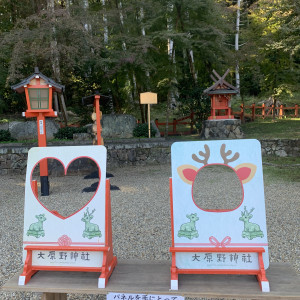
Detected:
left=2, top=260, right=300, bottom=299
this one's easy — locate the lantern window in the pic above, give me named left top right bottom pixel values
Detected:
left=28, top=88, right=49, bottom=109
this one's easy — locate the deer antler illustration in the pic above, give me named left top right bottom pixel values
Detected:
left=192, top=144, right=210, bottom=165
left=178, top=143, right=256, bottom=185
left=86, top=207, right=95, bottom=217
left=244, top=207, right=255, bottom=216
left=220, top=144, right=240, bottom=164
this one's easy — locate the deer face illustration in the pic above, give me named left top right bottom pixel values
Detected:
left=177, top=144, right=257, bottom=210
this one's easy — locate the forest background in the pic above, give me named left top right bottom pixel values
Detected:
left=0, top=0, right=299, bottom=126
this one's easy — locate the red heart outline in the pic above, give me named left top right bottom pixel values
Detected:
left=30, top=156, right=101, bottom=220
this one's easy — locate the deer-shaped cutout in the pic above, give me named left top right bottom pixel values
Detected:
left=178, top=213, right=199, bottom=240
left=81, top=207, right=102, bottom=239
left=239, top=206, right=264, bottom=240
left=27, top=214, right=46, bottom=238
left=177, top=144, right=257, bottom=210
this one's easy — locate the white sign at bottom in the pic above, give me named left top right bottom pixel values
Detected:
left=107, top=293, right=184, bottom=300
left=32, top=250, right=103, bottom=267
left=176, top=251, right=259, bottom=270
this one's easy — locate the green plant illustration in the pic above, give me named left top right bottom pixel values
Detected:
left=239, top=206, right=264, bottom=240
left=81, top=207, right=102, bottom=239
left=178, top=213, right=199, bottom=239
left=27, top=214, right=46, bottom=238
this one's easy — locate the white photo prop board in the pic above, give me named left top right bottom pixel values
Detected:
left=19, top=146, right=117, bottom=288
left=170, top=139, right=269, bottom=292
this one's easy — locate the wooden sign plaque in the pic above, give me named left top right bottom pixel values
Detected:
left=140, top=92, right=158, bottom=104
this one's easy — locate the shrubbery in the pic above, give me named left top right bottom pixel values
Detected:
left=54, top=126, right=87, bottom=140
left=133, top=123, right=156, bottom=138
left=0, top=130, right=16, bottom=142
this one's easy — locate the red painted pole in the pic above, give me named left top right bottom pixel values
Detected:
left=94, top=95, right=103, bottom=145
left=173, top=118, right=177, bottom=134
left=279, top=105, right=283, bottom=119
left=37, top=113, right=49, bottom=196
left=240, top=104, right=244, bottom=123
left=251, top=103, right=255, bottom=121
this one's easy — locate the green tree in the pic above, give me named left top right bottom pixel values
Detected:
left=0, top=0, right=234, bottom=121
left=239, top=0, right=300, bottom=99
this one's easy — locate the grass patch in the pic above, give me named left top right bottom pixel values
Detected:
left=0, top=139, right=38, bottom=144
left=263, top=156, right=300, bottom=165
left=242, top=118, right=300, bottom=139
left=262, top=156, right=300, bottom=183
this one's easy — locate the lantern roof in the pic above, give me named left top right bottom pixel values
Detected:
left=11, top=67, right=64, bottom=94
left=204, top=69, right=238, bottom=95
left=82, top=90, right=110, bottom=106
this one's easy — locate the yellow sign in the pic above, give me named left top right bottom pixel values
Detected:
left=140, top=92, right=157, bottom=104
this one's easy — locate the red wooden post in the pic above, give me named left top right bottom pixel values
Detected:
left=279, top=105, right=283, bottom=119
left=240, top=104, right=244, bottom=123
left=94, top=95, right=103, bottom=145
left=271, top=104, right=275, bottom=119
left=295, top=104, right=298, bottom=118
left=228, top=107, right=232, bottom=119
left=251, top=103, right=255, bottom=121
left=36, top=113, right=49, bottom=195
left=262, top=103, right=265, bottom=119
left=211, top=96, right=215, bottom=118
left=173, top=118, right=177, bottom=134
left=155, top=119, right=159, bottom=127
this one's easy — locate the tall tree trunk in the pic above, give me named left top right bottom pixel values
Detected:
left=139, top=7, right=150, bottom=83
left=187, top=49, right=197, bottom=83
left=47, top=0, right=61, bottom=83
left=82, top=0, right=91, bottom=32
left=47, top=0, right=68, bottom=125
left=102, top=0, right=108, bottom=44
left=167, top=2, right=177, bottom=108
left=175, top=3, right=197, bottom=83
left=235, top=0, right=241, bottom=96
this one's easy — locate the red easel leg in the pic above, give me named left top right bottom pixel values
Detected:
left=98, top=253, right=117, bottom=288
left=170, top=252, right=178, bottom=290
left=256, top=252, right=270, bottom=292
left=19, top=250, right=38, bottom=285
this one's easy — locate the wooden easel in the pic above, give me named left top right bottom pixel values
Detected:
left=169, top=140, right=270, bottom=292
left=19, top=146, right=117, bottom=288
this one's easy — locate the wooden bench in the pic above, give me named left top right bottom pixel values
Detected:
left=2, top=261, right=299, bottom=300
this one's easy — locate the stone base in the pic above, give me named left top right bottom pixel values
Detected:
left=200, top=119, right=244, bottom=139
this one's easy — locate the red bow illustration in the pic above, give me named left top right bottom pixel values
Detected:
left=209, top=236, right=231, bottom=247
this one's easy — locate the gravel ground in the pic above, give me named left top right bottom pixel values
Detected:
left=0, top=163, right=299, bottom=300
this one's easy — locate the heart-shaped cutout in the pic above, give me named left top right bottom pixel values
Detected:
left=31, top=157, right=101, bottom=219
